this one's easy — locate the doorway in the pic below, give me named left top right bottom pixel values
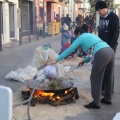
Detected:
left=9, top=4, right=15, bottom=38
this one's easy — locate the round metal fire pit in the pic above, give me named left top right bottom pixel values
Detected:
left=28, top=79, right=74, bottom=94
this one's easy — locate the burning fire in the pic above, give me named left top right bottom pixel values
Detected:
left=29, top=89, right=61, bottom=101
left=29, top=88, right=71, bottom=101
left=22, top=87, right=78, bottom=106
left=31, top=90, right=54, bottom=97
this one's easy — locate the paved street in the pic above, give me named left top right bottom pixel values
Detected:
left=0, top=34, right=120, bottom=120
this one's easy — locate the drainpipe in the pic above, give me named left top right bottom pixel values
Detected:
left=0, top=8, right=2, bottom=51
left=28, top=1, right=31, bottom=43
left=73, top=0, right=75, bottom=22
left=62, top=0, right=64, bottom=15
left=95, top=11, right=99, bottom=35
left=43, top=0, right=45, bottom=38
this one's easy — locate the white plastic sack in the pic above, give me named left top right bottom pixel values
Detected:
left=55, top=63, right=65, bottom=78
left=46, top=48, right=59, bottom=64
left=31, top=46, right=48, bottom=69
left=35, top=68, right=46, bottom=80
left=113, top=113, right=120, bottom=120
left=5, top=66, right=37, bottom=82
left=44, top=65, right=57, bottom=79
left=47, top=49, right=58, bottom=59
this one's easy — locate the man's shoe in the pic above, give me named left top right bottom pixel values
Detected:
left=101, top=98, right=112, bottom=105
left=84, top=102, right=100, bottom=109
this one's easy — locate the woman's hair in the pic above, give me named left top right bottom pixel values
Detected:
left=74, top=24, right=89, bottom=36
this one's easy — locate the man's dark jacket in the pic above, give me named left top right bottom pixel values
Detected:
left=98, top=11, right=119, bottom=51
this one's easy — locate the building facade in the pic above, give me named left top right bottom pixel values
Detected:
left=0, top=0, right=34, bottom=44
left=0, top=0, right=89, bottom=44
left=0, top=0, right=19, bottom=44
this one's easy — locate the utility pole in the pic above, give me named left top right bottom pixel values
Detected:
left=73, top=0, right=75, bottom=22
left=0, top=9, right=2, bottom=51
left=43, top=0, right=45, bottom=38
left=95, top=11, right=99, bottom=35
left=28, top=3, right=31, bottom=43
left=62, top=0, right=64, bottom=16
left=19, top=0, right=23, bottom=45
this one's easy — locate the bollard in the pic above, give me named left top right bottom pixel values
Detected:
left=36, top=28, right=39, bottom=40
left=0, top=86, right=12, bottom=120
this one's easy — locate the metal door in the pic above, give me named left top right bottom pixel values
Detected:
left=29, top=2, right=33, bottom=35
left=22, top=1, right=29, bottom=36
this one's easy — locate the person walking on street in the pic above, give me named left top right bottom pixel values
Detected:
left=88, top=15, right=94, bottom=32
left=51, top=24, right=115, bottom=109
left=76, top=14, right=81, bottom=26
left=64, top=14, right=71, bottom=27
left=55, top=14, right=60, bottom=22
left=61, top=14, right=65, bottom=26
left=84, top=15, right=89, bottom=24
left=95, top=1, right=119, bottom=92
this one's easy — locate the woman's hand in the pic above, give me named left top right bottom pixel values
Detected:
left=77, top=60, right=85, bottom=67
left=50, top=60, right=58, bottom=65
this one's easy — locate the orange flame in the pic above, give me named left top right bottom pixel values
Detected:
left=33, top=90, right=55, bottom=98
left=29, top=89, right=71, bottom=100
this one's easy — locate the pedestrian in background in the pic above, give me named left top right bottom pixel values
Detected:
left=64, top=14, right=71, bottom=27
left=51, top=24, right=115, bottom=109
left=55, top=14, right=60, bottom=22
left=95, top=1, right=119, bottom=93
left=59, top=23, right=75, bottom=55
left=84, top=15, right=89, bottom=24
left=76, top=14, right=81, bottom=26
left=88, top=15, right=94, bottom=32
left=61, top=14, right=65, bottom=26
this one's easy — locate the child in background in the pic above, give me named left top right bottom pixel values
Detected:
left=59, top=23, right=75, bottom=55
left=65, top=28, right=72, bottom=48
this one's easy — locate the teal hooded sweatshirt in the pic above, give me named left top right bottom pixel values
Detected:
left=57, top=33, right=109, bottom=63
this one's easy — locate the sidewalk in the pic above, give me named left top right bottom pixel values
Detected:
left=0, top=35, right=120, bottom=120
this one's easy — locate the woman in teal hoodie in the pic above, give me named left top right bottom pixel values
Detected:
left=51, top=24, right=114, bottom=109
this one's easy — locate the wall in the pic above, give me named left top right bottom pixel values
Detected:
left=50, top=2, right=62, bottom=21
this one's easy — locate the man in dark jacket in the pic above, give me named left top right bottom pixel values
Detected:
left=64, top=14, right=71, bottom=27
left=95, top=1, right=119, bottom=93
left=76, top=14, right=81, bottom=26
